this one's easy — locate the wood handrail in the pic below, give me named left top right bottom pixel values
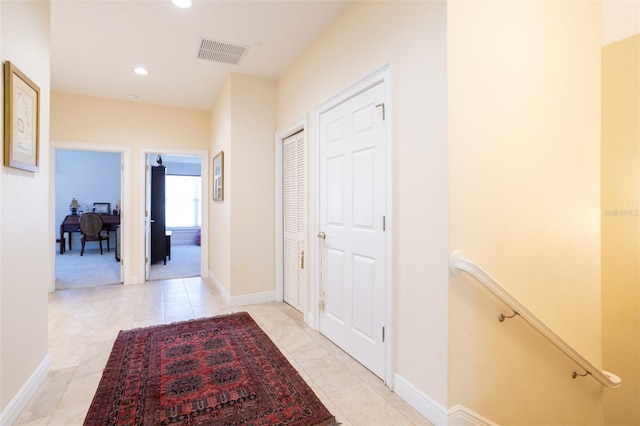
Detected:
left=449, top=250, right=622, bottom=389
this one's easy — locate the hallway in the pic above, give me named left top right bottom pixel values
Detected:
left=16, top=278, right=430, bottom=425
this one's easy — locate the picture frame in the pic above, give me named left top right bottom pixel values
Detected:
left=4, top=61, right=40, bottom=172
left=213, top=151, right=224, bottom=201
left=93, top=202, right=111, bottom=214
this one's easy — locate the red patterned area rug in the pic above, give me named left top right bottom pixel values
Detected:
left=84, top=312, right=336, bottom=426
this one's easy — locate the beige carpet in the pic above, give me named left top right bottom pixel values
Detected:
left=55, top=244, right=201, bottom=289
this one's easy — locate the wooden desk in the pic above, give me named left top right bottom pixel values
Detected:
left=60, top=214, right=120, bottom=255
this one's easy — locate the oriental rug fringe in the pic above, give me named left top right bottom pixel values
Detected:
left=84, top=312, right=336, bottom=426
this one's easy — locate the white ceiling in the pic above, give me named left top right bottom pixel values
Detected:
left=51, top=0, right=351, bottom=110
left=602, top=0, right=640, bottom=46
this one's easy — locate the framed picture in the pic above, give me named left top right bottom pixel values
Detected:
left=213, top=151, right=224, bottom=201
left=4, top=61, right=40, bottom=172
left=93, top=202, right=111, bottom=214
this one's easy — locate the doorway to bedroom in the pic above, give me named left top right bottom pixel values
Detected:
left=146, top=153, right=202, bottom=281
left=54, top=147, right=123, bottom=289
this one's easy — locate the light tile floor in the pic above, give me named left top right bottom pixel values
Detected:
left=15, top=277, right=432, bottom=425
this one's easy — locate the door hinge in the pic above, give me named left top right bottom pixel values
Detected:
left=382, top=326, right=385, bottom=342
left=376, top=103, right=386, bottom=121
left=382, top=215, right=386, bottom=231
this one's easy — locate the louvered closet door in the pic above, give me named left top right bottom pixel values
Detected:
left=283, top=131, right=305, bottom=313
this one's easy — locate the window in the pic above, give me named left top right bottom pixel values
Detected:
left=165, top=175, right=201, bottom=227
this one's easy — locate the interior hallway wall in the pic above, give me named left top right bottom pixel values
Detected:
left=0, top=0, right=51, bottom=417
left=602, top=33, right=640, bottom=425
left=448, top=1, right=604, bottom=423
left=209, top=74, right=276, bottom=301
left=209, top=79, right=232, bottom=296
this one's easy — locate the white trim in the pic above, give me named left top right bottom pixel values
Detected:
left=393, top=373, right=448, bottom=426
left=313, top=63, right=395, bottom=385
left=208, top=273, right=275, bottom=307
left=274, top=116, right=309, bottom=321
left=274, top=133, right=283, bottom=302
left=0, top=354, right=50, bottom=425
left=393, top=374, right=498, bottom=426
left=49, top=143, right=56, bottom=293
left=228, top=291, right=276, bottom=307
left=448, top=405, right=498, bottom=426
left=209, top=272, right=230, bottom=304
left=315, top=63, right=393, bottom=116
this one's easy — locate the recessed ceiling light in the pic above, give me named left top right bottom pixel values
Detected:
left=133, top=67, right=149, bottom=76
left=126, top=94, right=138, bottom=99
left=172, top=0, right=193, bottom=8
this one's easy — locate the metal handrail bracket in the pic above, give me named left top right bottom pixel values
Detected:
left=449, top=250, right=622, bottom=389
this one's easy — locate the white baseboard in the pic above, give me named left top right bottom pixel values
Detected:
left=207, top=272, right=275, bottom=307
left=393, top=374, right=496, bottom=426
left=448, top=405, right=498, bottom=426
left=209, top=271, right=230, bottom=305
left=0, top=354, right=51, bottom=425
left=228, top=290, right=275, bottom=307
left=393, top=373, right=448, bottom=425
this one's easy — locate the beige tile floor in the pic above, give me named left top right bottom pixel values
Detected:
left=15, top=277, right=432, bottom=425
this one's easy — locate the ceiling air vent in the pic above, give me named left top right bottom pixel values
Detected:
left=197, top=38, right=248, bottom=65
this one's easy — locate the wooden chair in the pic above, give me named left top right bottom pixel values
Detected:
left=79, top=213, right=110, bottom=255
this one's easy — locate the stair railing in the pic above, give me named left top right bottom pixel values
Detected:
left=449, top=250, right=622, bottom=389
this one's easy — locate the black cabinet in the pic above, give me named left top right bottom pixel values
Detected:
left=150, top=165, right=166, bottom=264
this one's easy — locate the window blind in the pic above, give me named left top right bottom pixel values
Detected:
left=164, top=161, right=201, bottom=177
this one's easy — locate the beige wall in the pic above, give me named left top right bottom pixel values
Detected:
left=0, top=0, right=51, bottom=414
left=229, top=74, right=276, bottom=297
left=277, top=1, right=450, bottom=405
left=209, top=74, right=276, bottom=299
left=210, top=79, right=232, bottom=295
left=50, top=92, right=210, bottom=284
left=602, top=33, right=640, bottom=425
left=448, top=1, right=605, bottom=423
left=51, top=93, right=210, bottom=150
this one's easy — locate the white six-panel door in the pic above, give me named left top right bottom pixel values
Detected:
left=318, top=81, right=387, bottom=378
left=283, top=131, right=306, bottom=312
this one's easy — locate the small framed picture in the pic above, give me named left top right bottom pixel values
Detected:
left=213, top=151, right=224, bottom=201
left=93, top=202, right=111, bottom=214
left=4, top=61, right=40, bottom=172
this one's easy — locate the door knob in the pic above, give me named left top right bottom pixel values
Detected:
left=317, top=232, right=326, bottom=240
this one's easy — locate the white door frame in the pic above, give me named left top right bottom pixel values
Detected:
left=50, top=140, right=133, bottom=290
left=313, top=63, right=395, bottom=386
left=144, top=154, right=153, bottom=281
left=137, top=147, right=209, bottom=282
left=275, top=116, right=310, bottom=321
